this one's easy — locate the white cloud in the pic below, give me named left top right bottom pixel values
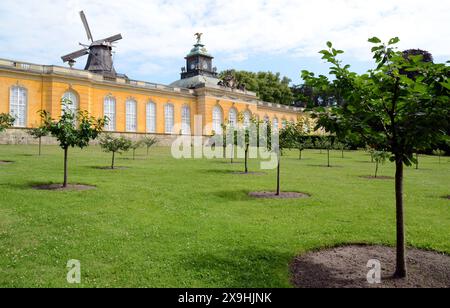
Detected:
left=0, top=0, right=448, bottom=80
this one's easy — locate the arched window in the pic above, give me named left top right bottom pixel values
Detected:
left=263, top=115, right=270, bottom=124
left=146, top=102, right=156, bottom=133
left=243, top=111, right=251, bottom=128
left=229, top=108, right=237, bottom=127
left=62, top=91, right=79, bottom=115
left=104, top=96, right=116, bottom=131
left=282, top=119, right=288, bottom=129
left=126, top=99, right=137, bottom=132
left=9, top=86, right=27, bottom=127
left=165, top=103, right=174, bottom=134
left=273, top=118, right=279, bottom=131
left=212, top=106, right=223, bottom=134
left=181, top=105, right=191, bottom=135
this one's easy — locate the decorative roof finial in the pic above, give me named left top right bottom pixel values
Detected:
left=194, top=33, right=203, bottom=44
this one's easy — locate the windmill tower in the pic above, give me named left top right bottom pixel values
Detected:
left=61, top=11, right=122, bottom=77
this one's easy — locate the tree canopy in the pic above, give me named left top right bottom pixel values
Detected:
left=302, top=36, right=449, bottom=278
left=0, top=113, right=15, bottom=132
left=219, top=70, right=294, bottom=106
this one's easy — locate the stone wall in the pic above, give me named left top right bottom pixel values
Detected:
left=0, top=128, right=195, bottom=147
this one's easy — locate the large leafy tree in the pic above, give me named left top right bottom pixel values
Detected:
left=40, top=99, right=106, bottom=187
left=219, top=70, right=294, bottom=105
left=303, top=37, right=449, bottom=278
left=0, top=113, right=14, bottom=132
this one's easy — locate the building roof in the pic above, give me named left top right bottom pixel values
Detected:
left=170, top=74, right=221, bottom=89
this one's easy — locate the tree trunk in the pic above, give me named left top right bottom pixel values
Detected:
left=111, top=151, right=115, bottom=170
left=375, top=161, right=379, bottom=178
left=276, top=155, right=281, bottom=196
left=230, top=143, right=234, bottom=164
left=342, top=149, right=344, bottom=159
left=147, top=147, right=149, bottom=156
left=299, top=149, right=302, bottom=160
left=394, top=158, right=407, bottom=278
left=245, top=144, right=249, bottom=173
left=63, top=147, right=68, bottom=188
left=415, top=153, right=419, bottom=170
left=38, top=137, right=42, bottom=156
left=133, top=149, right=136, bottom=161
left=327, top=149, right=330, bottom=167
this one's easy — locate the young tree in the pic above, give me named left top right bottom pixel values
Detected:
left=432, top=149, right=445, bottom=164
left=130, top=140, right=143, bottom=160
left=141, top=136, right=158, bottom=157
left=334, top=139, right=349, bottom=159
left=277, top=125, right=294, bottom=195
left=0, top=113, right=14, bottom=132
left=40, top=99, right=106, bottom=188
left=323, top=136, right=334, bottom=168
left=99, top=134, right=132, bottom=169
left=28, top=127, right=49, bottom=156
left=373, top=151, right=390, bottom=178
left=303, top=38, right=449, bottom=278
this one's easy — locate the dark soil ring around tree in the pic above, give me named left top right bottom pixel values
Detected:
left=93, top=166, right=130, bottom=170
left=444, top=195, right=450, bottom=200
left=249, top=192, right=310, bottom=199
left=290, top=245, right=450, bottom=288
left=32, top=184, right=96, bottom=191
left=231, top=172, right=267, bottom=176
left=0, top=160, right=14, bottom=165
left=360, top=176, right=394, bottom=180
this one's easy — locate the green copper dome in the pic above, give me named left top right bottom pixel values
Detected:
left=186, top=43, right=212, bottom=58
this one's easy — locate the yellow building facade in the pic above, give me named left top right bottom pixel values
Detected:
left=0, top=40, right=306, bottom=145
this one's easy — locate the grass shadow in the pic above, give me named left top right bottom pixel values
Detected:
left=213, top=190, right=252, bottom=202
left=179, top=248, right=292, bottom=288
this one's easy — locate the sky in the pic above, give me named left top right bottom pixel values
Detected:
left=0, top=0, right=448, bottom=85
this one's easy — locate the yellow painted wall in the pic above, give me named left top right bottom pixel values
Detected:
left=0, top=69, right=307, bottom=136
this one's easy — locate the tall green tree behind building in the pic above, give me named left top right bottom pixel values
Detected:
left=219, top=70, right=294, bottom=106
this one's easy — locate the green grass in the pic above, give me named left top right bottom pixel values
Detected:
left=0, top=144, right=449, bottom=287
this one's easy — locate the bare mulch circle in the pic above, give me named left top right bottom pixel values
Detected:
left=360, top=176, right=394, bottom=180
left=0, top=160, right=14, bottom=165
left=32, top=184, right=96, bottom=191
left=444, top=195, right=450, bottom=200
left=231, top=172, right=266, bottom=176
left=290, top=245, right=450, bottom=288
left=94, top=166, right=130, bottom=170
left=249, top=191, right=310, bottom=199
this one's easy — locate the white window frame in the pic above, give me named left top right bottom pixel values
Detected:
left=243, top=111, right=251, bottom=128
left=146, top=102, right=157, bottom=133
left=212, top=106, right=223, bottom=134
left=181, top=105, right=191, bottom=135
left=62, top=91, right=79, bottom=116
left=9, top=86, right=27, bottom=127
left=164, top=103, right=174, bottom=134
left=273, top=118, right=279, bottom=131
left=228, top=108, right=237, bottom=127
left=126, top=99, right=137, bottom=132
left=104, top=96, right=116, bottom=131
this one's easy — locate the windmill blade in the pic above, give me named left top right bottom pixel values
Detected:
left=79, top=11, right=94, bottom=42
left=61, top=48, right=89, bottom=62
left=101, top=34, right=123, bottom=43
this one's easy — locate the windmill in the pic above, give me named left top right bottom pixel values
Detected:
left=61, top=11, right=122, bottom=77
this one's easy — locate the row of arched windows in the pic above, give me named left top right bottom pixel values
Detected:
left=7, top=85, right=294, bottom=134
left=211, top=106, right=293, bottom=134
left=105, top=97, right=191, bottom=134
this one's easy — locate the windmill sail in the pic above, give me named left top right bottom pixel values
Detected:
left=79, top=11, right=94, bottom=43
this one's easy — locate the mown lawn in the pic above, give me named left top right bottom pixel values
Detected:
left=0, top=144, right=449, bottom=287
